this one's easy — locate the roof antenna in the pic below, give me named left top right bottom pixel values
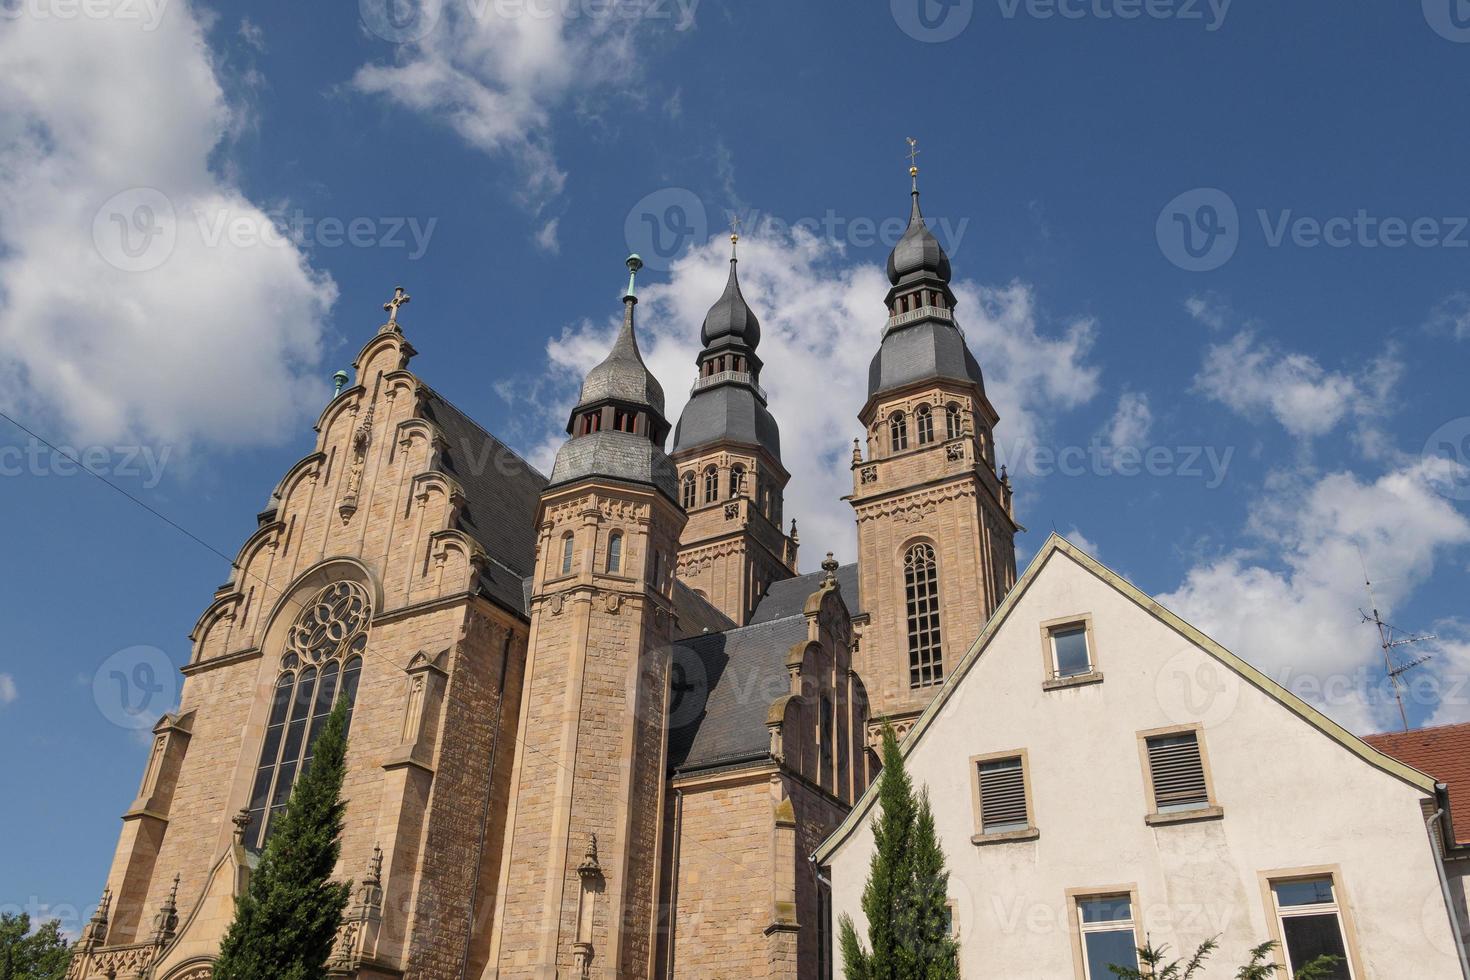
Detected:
left=1357, top=546, right=1436, bottom=732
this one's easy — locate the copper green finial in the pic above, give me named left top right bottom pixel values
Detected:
left=624, top=253, right=643, bottom=301
left=333, top=370, right=349, bottom=397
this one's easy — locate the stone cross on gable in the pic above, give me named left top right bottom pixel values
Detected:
left=382, top=286, right=410, bottom=329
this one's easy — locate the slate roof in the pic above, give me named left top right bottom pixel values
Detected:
left=749, top=563, right=860, bottom=624
left=421, top=387, right=548, bottom=616
left=867, top=318, right=985, bottom=400
left=667, top=614, right=810, bottom=775
left=671, top=383, right=781, bottom=459
left=1364, top=722, right=1470, bottom=845
left=549, top=430, right=681, bottom=504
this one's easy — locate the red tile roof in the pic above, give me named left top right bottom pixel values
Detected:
left=1364, top=722, right=1470, bottom=846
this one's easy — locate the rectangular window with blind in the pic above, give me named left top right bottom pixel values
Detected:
left=1138, top=725, right=1222, bottom=824
left=969, top=750, right=1038, bottom=843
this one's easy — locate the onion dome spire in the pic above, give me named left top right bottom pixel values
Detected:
left=887, top=142, right=952, bottom=286
left=673, top=228, right=782, bottom=460
left=700, top=231, right=762, bottom=350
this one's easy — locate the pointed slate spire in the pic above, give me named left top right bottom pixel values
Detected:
left=549, top=255, right=679, bottom=502
left=572, top=254, right=666, bottom=423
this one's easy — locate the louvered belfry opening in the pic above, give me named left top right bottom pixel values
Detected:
left=1146, top=731, right=1210, bottom=811
left=979, top=756, right=1029, bottom=834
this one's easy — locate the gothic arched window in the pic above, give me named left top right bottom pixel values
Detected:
left=245, top=581, right=368, bottom=850
left=915, top=404, right=934, bottom=446
left=681, top=473, right=696, bottom=509
left=945, top=403, right=962, bottom=441
left=889, top=412, right=909, bottom=453
left=904, top=543, right=943, bottom=688
left=703, top=466, right=719, bottom=504
left=607, top=532, right=623, bottom=574
left=560, top=532, right=575, bottom=575
left=730, top=465, right=746, bottom=498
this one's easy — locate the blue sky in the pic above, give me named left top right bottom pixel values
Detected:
left=3, top=0, right=1470, bottom=937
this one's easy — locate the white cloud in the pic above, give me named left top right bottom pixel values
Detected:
left=1063, top=527, right=1100, bottom=557
left=1158, top=458, right=1470, bottom=733
left=1104, top=390, right=1152, bottom=450
left=1193, top=330, right=1398, bottom=440
left=0, top=0, right=337, bottom=451
left=1184, top=294, right=1229, bottom=330
left=351, top=1, right=680, bottom=212
left=0, top=673, right=15, bottom=706
left=517, top=229, right=1102, bottom=570
left=1425, top=292, right=1470, bottom=341
left=239, top=17, right=266, bottom=52
left=535, top=218, right=560, bottom=254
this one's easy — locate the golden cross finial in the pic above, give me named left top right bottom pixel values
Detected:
left=906, top=136, right=922, bottom=191
left=728, top=212, right=742, bottom=258
left=383, top=285, right=410, bottom=325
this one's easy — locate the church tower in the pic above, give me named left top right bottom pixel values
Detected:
left=489, top=257, right=687, bottom=979
left=850, top=158, right=1020, bottom=736
left=671, top=233, right=798, bottom=625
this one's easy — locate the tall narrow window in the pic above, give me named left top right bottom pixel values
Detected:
left=945, top=403, right=962, bottom=440
left=245, top=581, right=368, bottom=850
left=730, top=465, right=746, bottom=498
left=703, top=466, right=719, bottom=503
left=1270, top=877, right=1354, bottom=979
left=915, top=404, right=934, bottom=445
left=904, top=543, right=943, bottom=687
left=560, top=532, right=575, bottom=575
left=889, top=411, right=909, bottom=453
left=1075, top=895, right=1139, bottom=980
left=606, top=532, right=623, bottom=574
left=681, top=473, right=696, bottom=509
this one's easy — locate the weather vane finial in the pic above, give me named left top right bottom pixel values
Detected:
left=729, top=212, right=742, bottom=259
left=906, top=137, right=921, bottom=191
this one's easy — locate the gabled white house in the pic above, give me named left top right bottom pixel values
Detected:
left=816, top=535, right=1469, bottom=980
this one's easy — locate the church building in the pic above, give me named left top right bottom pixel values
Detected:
left=67, top=169, right=1017, bottom=980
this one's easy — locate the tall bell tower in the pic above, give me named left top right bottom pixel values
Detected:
left=672, top=233, right=798, bottom=625
left=489, top=256, right=686, bottom=979
left=850, top=153, right=1020, bottom=736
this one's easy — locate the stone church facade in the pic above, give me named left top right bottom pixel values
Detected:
left=68, top=174, right=1019, bottom=980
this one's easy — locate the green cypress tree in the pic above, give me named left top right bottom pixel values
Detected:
left=839, top=726, right=959, bottom=980
left=213, top=696, right=353, bottom=980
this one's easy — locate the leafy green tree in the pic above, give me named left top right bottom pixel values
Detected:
left=0, top=913, right=70, bottom=980
left=1109, top=937, right=1345, bottom=980
left=213, top=697, right=352, bottom=980
left=1107, top=936, right=1218, bottom=979
left=839, top=726, right=959, bottom=979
